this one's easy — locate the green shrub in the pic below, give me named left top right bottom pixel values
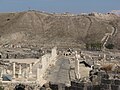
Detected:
left=105, top=44, right=114, bottom=49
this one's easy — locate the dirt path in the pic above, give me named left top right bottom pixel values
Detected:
left=101, top=25, right=117, bottom=51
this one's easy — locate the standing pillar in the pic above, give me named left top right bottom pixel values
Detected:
left=75, top=58, right=81, bottom=79
left=29, top=64, right=32, bottom=74
left=103, top=54, right=106, bottom=60
left=24, top=68, right=28, bottom=81
left=0, top=69, right=3, bottom=77
left=75, top=51, right=81, bottom=79
left=103, top=54, right=106, bottom=65
left=51, top=47, right=57, bottom=59
left=13, top=62, right=16, bottom=78
left=3, top=68, right=6, bottom=75
left=36, top=68, right=40, bottom=82
left=29, top=64, right=32, bottom=78
left=0, top=68, right=3, bottom=81
left=18, top=64, right=22, bottom=78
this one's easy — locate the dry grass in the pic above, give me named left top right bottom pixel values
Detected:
left=0, top=11, right=119, bottom=49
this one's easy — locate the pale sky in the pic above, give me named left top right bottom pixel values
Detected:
left=0, top=0, right=120, bottom=13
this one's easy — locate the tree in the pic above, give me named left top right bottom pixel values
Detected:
left=105, top=44, right=114, bottom=49
left=86, top=42, right=102, bottom=51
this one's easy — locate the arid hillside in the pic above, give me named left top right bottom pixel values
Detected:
left=0, top=10, right=120, bottom=49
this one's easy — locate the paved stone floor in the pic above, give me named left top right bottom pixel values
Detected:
left=45, top=56, right=71, bottom=85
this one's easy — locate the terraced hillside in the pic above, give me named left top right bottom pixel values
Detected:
left=0, top=10, right=120, bottom=49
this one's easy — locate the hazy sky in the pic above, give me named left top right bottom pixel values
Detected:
left=0, top=0, right=120, bottom=13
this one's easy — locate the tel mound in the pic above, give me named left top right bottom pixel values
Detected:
left=0, top=10, right=120, bottom=50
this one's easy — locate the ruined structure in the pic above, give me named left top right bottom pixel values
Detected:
left=0, top=47, right=58, bottom=87
left=0, top=10, right=120, bottom=90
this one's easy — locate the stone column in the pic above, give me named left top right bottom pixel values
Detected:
left=51, top=47, right=57, bottom=59
left=0, top=69, right=3, bottom=81
left=75, top=51, right=81, bottom=79
left=3, top=68, right=6, bottom=75
left=37, top=68, right=40, bottom=82
left=75, top=58, right=81, bottom=79
left=29, top=64, right=32, bottom=78
left=18, top=64, right=22, bottom=78
left=103, top=54, right=106, bottom=60
left=75, top=51, right=78, bottom=59
left=13, top=62, right=16, bottom=78
left=103, top=54, right=106, bottom=64
left=25, top=68, right=28, bottom=80
left=0, top=69, right=3, bottom=77
left=29, top=64, right=32, bottom=74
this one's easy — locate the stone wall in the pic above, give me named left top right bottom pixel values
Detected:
left=38, top=47, right=57, bottom=78
left=65, top=80, right=120, bottom=90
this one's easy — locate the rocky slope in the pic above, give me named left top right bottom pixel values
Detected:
left=0, top=10, right=120, bottom=49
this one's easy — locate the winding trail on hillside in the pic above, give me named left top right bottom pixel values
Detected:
left=35, top=12, right=45, bottom=35
left=111, top=26, right=117, bottom=37
left=84, top=16, right=93, bottom=39
left=101, top=24, right=117, bottom=51
left=28, top=12, right=36, bottom=32
left=86, top=16, right=92, bottom=30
